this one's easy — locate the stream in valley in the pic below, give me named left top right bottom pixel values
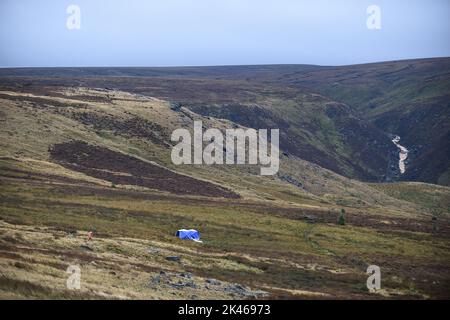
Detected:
left=392, top=135, right=409, bottom=174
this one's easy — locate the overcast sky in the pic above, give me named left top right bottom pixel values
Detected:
left=1, top=0, right=449, bottom=67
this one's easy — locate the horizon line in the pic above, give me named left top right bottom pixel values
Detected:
left=1, top=56, right=449, bottom=70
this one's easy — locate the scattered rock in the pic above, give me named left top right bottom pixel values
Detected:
left=148, top=271, right=201, bottom=291
left=170, top=102, right=182, bottom=111
left=171, top=280, right=197, bottom=290
left=251, top=290, right=270, bottom=298
left=149, top=275, right=161, bottom=287
left=148, top=247, right=160, bottom=254
left=165, top=256, right=181, bottom=262
left=146, top=272, right=266, bottom=297
left=223, top=283, right=268, bottom=298
left=206, top=278, right=221, bottom=285
left=229, top=284, right=247, bottom=292
left=278, top=173, right=304, bottom=189
left=180, top=272, right=192, bottom=279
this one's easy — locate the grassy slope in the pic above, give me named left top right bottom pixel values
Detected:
left=0, top=86, right=449, bottom=299
left=0, top=76, right=395, bottom=182
left=1, top=160, right=450, bottom=299
left=370, top=182, right=450, bottom=216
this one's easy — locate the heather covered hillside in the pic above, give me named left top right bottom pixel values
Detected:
left=0, top=64, right=449, bottom=299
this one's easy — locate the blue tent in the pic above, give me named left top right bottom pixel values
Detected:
left=175, top=229, right=201, bottom=242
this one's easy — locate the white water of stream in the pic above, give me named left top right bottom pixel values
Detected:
left=392, top=135, right=409, bottom=174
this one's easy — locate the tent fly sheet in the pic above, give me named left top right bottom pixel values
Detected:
left=175, top=229, right=202, bottom=242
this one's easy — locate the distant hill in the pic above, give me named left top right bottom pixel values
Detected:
left=1, top=57, right=449, bottom=185
left=263, top=57, right=450, bottom=185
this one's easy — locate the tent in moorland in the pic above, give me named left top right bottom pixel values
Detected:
left=175, top=229, right=202, bottom=242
